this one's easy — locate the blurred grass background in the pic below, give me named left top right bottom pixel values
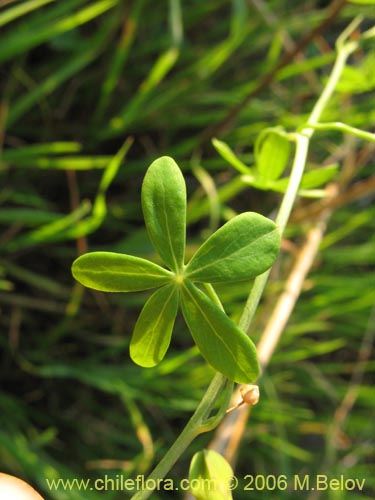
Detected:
left=0, top=0, right=374, bottom=499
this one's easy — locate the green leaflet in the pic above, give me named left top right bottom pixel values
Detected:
left=272, top=164, right=339, bottom=191
left=130, top=284, right=179, bottom=367
left=189, top=449, right=234, bottom=500
left=180, top=280, right=260, bottom=384
left=185, top=212, right=280, bottom=283
left=142, top=156, right=186, bottom=273
left=212, top=137, right=251, bottom=175
left=71, top=252, right=173, bottom=291
left=300, top=164, right=339, bottom=189
left=255, top=127, right=291, bottom=182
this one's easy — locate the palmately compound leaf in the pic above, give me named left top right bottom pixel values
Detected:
left=72, top=156, right=278, bottom=380
left=180, top=280, right=260, bottom=384
left=142, top=156, right=186, bottom=273
left=130, top=284, right=179, bottom=367
left=189, top=449, right=234, bottom=500
left=185, top=212, right=280, bottom=283
left=72, top=252, right=173, bottom=292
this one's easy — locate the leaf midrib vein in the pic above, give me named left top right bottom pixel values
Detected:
left=142, top=285, right=177, bottom=360
left=85, top=270, right=171, bottom=279
left=161, top=184, right=179, bottom=272
left=183, top=283, right=245, bottom=377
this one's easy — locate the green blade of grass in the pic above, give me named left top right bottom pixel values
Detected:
left=4, top=200, right=92, bottom=252
left=7, top=52, right=100, bottom=127
left=6, top=9, right=118, bottom=127
left=0, top=208, right=61, bottom=226
left=103, top=47, right=179, bottom=138
left=62, top=137, right=133, bottom=239
left=94, top=0, right=146, bottom=122
left=3, top=155, right=113, bottom=170
left=0, top=0, right=118, bottom=64
left=0, top=0, right=55, bottom=28
left=1, top=142, right=81, bottom=159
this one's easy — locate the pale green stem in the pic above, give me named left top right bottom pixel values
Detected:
left=129, top=21, right=362, bottom=500
left=239, top=135, right=309, bottom=332
left=240, top=29, right=360, bottom=334
left=304, top=122, right=375, bottom=143
left=130, top=373, right=231, bottom=500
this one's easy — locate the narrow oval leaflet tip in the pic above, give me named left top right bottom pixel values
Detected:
left=185, top=212, right=280, bottom=284
left=130, top=284, right=179, bottom=367
left=181, top=280, right=260, bottom=384
left=72, top=252, right=173, bottom=292
left=141, top=156, right=187, bottom=273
